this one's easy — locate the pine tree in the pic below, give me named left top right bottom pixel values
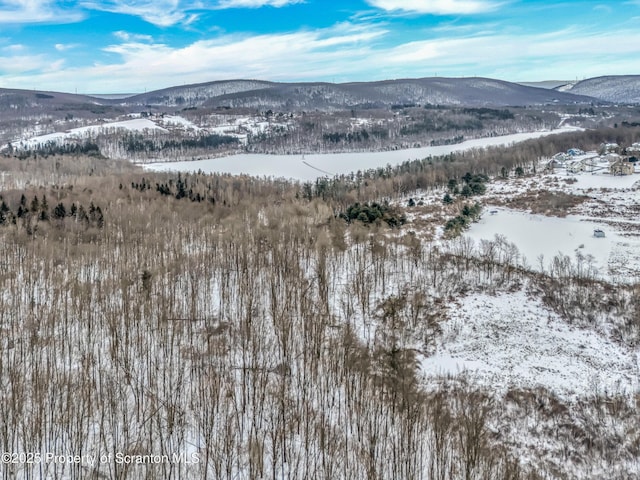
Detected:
left=53, top=203, right=66, bottom=220
left=30, top=195, right=39, bottom=214
left=39, top=195, right=49, bottom=221
left=77, top=205, right=89, bottom=226
left=95, top=206, right=104, bottom=229
left=0, top=201, right=9, bottom=226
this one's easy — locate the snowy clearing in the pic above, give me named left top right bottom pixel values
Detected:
left=422, top=291, right=640, bottom=400
left=17, top=118, right=167, bottom=149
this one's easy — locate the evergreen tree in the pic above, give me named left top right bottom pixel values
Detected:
left=39, top=195, right=49, bottom=221
left=30, top=195, right=39, bottom=214
left=0, top=201, right=9, bottom=226
left=89, top=202, right=97, bottom=222
left=53, top=203, right=66, bottom=220
left=95, top=206, right=104, bottom=229
left=77, top=205, right=89, bottom=226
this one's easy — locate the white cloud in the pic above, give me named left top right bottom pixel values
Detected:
left=593, top=4, right=612, bottom=14
left=55, top=43, right=80, bottom=51
left=3, top=43, right=26, bottom=52
left=0, top=23, right=386, bottom=91
left=3, top=21, right=640, bottom=92
left=0, top=52, right=63, bottom=74
left=382, top=27, right=640, bottom=80
left=215, top=0, right=303, bottom=8
left=0, top=0, right=84, bottom=24
left=366, top=0, right=500, bottom=15
left=81, top=0, right=198, bottom=27
left=113, top=31, right=154, bottom=42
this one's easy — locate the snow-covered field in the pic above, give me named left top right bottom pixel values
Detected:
left=16, top=118, right=167, bottom=149
left=144, top=127, right=582, bottom=181
left=422, top=291, right=639, bottom=400
left=8, top=114, right=286, bottom=151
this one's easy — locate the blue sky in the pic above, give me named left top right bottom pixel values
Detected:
left=0, top=0, right=639, bottom=93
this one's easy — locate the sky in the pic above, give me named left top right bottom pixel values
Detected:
left=0, top=0, right=639, bottom=93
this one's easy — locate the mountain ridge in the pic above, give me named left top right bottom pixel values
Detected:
left=554, top=75, right=640, bottom=104
left=0, top=76, right=603, bottom=111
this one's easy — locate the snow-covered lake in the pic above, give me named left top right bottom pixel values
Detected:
left=143, top=127, right=581, bottom=181
left=465, top=207, right=640, bottom=281
left=466, top=209, right=614, bottom=271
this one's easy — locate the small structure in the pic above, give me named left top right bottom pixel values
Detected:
left=566, top=159, right=585, bottom=173
left=610, top=160, right=634, bottom=176
left=567, top=148, right=585, bottom=156
left=593, top=229, right=605, bottom=238
left=545, top=158, right=563, bottom=171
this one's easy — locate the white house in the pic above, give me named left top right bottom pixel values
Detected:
left=566, top=159, right=585, bottom=173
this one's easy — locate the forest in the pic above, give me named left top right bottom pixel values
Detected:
left=0, top=126, right=639, bottom=479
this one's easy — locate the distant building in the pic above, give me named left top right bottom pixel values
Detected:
left=545, top=158, right=563, bottom=171
left=567, top=148, right=585, bottom=156
left=599, top=142, right=621, bottom=155
left=566, top=159, right=585, bottom=173
left=610, top=160, right=634, bottom=176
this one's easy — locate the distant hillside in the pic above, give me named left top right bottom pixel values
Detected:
left=123, top=79, right=275, bottom=107
left=517, top=80, right=570, bottom=89
left=0, top=76, right=603, bottom=116
left=555, top=75, right=640, bottom=104
left=126, top=77, right=595, bottom=110
left=0, top=88, right=106, bottom=109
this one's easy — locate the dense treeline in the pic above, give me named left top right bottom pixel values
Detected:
left=0, top=191, right=105, bottom=239
left=245, top=106, right=557, bottom=154
left=294, top=126, right=640, bottom=209
left=122, top=131, right=238, bottom=153
left=9, top=139, right=102, bottom=159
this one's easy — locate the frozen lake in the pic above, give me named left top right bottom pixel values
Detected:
left=465, top=208, right=614, bottom=272
left=143, top=127, right=581, bottom=181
